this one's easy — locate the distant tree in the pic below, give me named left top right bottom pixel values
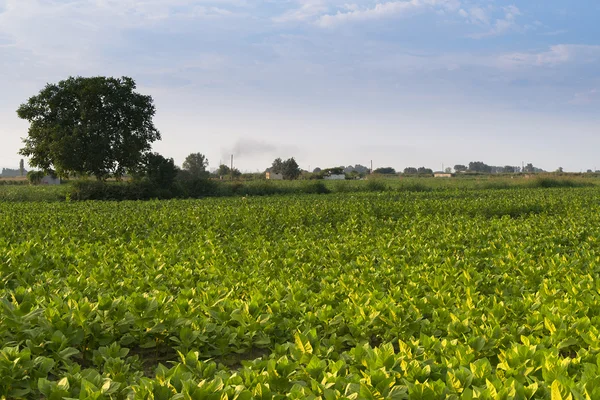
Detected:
left=19, top=159, right=24, bottom=176
left=141, top=153, right=179, bottom=187
left=27, top=170, right=45, bottom=185
left=313, top=167, right=322, bottom=173
left=271, top=158, right=284, bottom=174
left=374, top=167, right=396, bottom=175
left=468, top=161, right=492, bottom=173
left=587, top=169, right=593, bottom=173
left=556, top=167, right=564, bottom=173
left=270, top=157, right=301, bottom=180
left=17, top=76, right=160, bottom=179
left=417, top=167, right=433, bottom=174
left=403, top=167, right=418, bottom=174
left=444, top=167, right=452, bottom=173
left=323, top=167, right=345, bottom=175
left=217, top=164, right=231, bottom=178
left=523, top=163, right=535, bottom=173
left=354, top=164, right=370, bottom=174
left=182, top=153, right=209, bottom=178
left=503, top=166, right=515, bottom=173
left=281, top=158, right=301, bottom=180
left=454, top=164, right=467, bottom=172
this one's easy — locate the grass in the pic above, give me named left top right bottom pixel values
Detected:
left=1, top=174, right=597, bottom=202
left=0, top=184, right=68, bottom=202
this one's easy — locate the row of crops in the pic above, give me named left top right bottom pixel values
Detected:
left=2, top=188, right=600, bottom=399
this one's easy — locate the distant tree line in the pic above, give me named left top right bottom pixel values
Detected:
left=454, top=162, right=544, bottom=174
left=15, top=75, right=571, bottom=191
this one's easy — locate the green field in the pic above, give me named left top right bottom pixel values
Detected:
left=2, top=188, right=600, bottom=398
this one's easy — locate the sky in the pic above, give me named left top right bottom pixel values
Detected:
left=1, top=0, right=599, bottom=173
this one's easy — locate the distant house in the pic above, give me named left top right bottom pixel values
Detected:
left=324, top=174, right=346, bottom=180
left=434, top=172, right=452, bottom=178
left=41, top=175, right=61, bottom=185
left=265, top=172, right=283, bottom=180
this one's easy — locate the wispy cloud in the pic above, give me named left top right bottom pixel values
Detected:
left=467, top=5, right=523, bottom=38
left=459, top=6, right=489, bottom=25
left=540, top=29, right=568, bottom=37
left=0, top=0, right=244, bottom=72
left=315, top=0, right=461, bottom=27
left=273, top=0, right=328, bottom=23
left=569, top=89, right=598, bottom=106
left=498, top=44, right=600, bottom=68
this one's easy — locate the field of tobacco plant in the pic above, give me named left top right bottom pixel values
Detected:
left=2, top=188, right=600, bottom=399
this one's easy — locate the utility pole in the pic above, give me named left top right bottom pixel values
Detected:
left=230, top=154, right=234, bottom=180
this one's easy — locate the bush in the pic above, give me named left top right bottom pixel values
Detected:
left=69, top=180, right=170, bottom=201
left=174, top=175, right=217, bottom=198
left=399, top=182, right=431, bottom=192
left=366, top=179, right=387, bottom=192
left=27, top=171, right=45, bottom=185
left=299, top=181, right=329, bottom=194
left=528, top=177, right=592, bottom=188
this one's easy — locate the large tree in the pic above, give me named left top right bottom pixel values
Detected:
left=216, top=164, right=241, bottom=179
left=142, top=152, right=179, bottom=187
left=270, top=158, right=284, bottom=174
left=468, top=161, right=492, bottom=173
left=182, top=153, right=209, bottom=178
left=270, top=157, right=301, bottom=180
left=17, top=76, right=160, bottom=179
left=374, top=167, right=396, bottom=175
left=281, top=158, right=301, bottom=180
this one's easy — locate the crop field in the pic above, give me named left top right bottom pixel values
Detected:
left=2, top=188, right=600, bottom=399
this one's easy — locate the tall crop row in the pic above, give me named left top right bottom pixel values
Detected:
left=1, top=189, right=600, bottom=398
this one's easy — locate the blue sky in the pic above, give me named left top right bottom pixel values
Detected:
left=1, top=0, right=599, bottom=172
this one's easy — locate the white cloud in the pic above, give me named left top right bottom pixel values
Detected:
left=569, top=89, right=598, bottom=106
left=469, top=5, right=522, bottom=38
left=315, top=0, right=461, bottom=28
left=498, top=45, right=600, bottom=68
left=461, top=6, right=489, bottom=25
left=0, top=0, right=243, bottom=72
left=273, top=0, right=328, bottom=23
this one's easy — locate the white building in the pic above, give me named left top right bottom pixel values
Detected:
left=265, top=172, right=283, bottom=180
left=324, top=174, right=346, bottom=180
left=41, top=175, right=61, bottom=185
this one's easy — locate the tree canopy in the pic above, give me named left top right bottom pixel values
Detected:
left=468, top=161, right=492, bottom=173
left=17, top=76, right=160, bottom=179
left=182, top=153, right=209, bottom=178
left=141, top=153, right=179, bottom=188
left=216, top=164, right=241, bottom=179
left=374, top=167, right=396, bottom=175
left=270, top=157, right=301, bottom=180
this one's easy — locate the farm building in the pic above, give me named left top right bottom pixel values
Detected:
left=434, top=172, right=452, bottom=178
left=324, top=174, right=346, bottom=180
left=41, top=175, right=61, bottom=185
left=265, top=172, right=283, bottom=180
